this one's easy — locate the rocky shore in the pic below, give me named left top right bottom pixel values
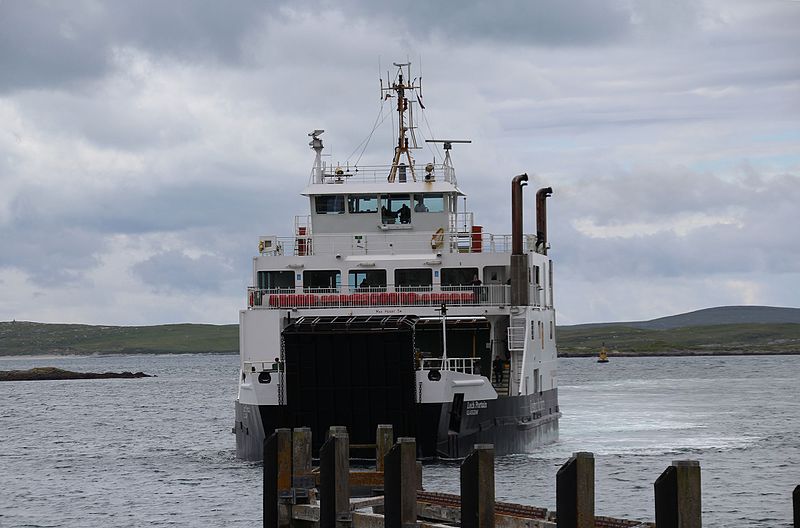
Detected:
left=0, top=367, right=155, bottom=381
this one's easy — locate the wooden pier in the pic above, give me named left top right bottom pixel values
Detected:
left=263, top=425, right=798, bottom=527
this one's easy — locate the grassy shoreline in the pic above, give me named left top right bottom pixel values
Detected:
left=2, top=317, right=798, bottom=358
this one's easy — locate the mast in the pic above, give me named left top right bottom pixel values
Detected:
left=383, top=62, right=421, bottom=183
left=308, top=129, right=325, bottom=184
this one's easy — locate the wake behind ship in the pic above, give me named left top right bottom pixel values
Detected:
left=235, top=63, right=560, bottom=460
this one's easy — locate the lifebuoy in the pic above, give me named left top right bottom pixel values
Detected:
left=431, top=227, right=445, bottom=249
left=249, top=292, right=254, bottom=307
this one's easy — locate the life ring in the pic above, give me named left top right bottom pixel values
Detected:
left=431, top=227, right=445, bottom=249
left=249, top=292, right=254, bottom=307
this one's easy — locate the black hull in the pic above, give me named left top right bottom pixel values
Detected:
left=235, top=388, right=559, bottom=461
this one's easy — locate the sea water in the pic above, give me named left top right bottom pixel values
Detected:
left=0, top=354, right=797, bottom=527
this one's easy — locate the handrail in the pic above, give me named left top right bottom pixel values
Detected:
left=247, top=285, right=511, bottom=310
left=309, top=162, right=457, bottom=185
left=420, top=356, right=481, bottom=374
left=258, top=231, right=541, bottom=257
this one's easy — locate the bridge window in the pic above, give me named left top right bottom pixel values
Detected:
left=349, top=269, right=387, bottom=290
left=381, top=194, right=411, bottom=224
left=395, top=268, right=432, bottom=290
left=413, top=193, right=444, bottom=213
left=441, top=267, right=479, bottom=287
left=257, top=271, right=294, bottom=291
left=315, top=195, right=345, bottom=214
left=303, top=270, right=341, bottom=292
left=348, top=195, right=378, bottom=214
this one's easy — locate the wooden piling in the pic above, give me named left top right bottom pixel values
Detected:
left=292, top=427, right=314, bottom=495
left=263, top=433, right=278, bottom=528
left=460, top=444, right=495, bottom=528
left=320, top=428, right=351, bottom=528
left=275, top=428, right=292, bottom=528
left=376, top=424, right=394, bottom=472
left=556, top=451, right=595, bottom=528
left=327, top=425, right=348, bottom=441
left=654, top=460, right=701, bottom=528
left=384, top=437, right=417, bottom=528
left=276, top=428, right=292, bottom=496
left=794, top=485, right=799, bottom=528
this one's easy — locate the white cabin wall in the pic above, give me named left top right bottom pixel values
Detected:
left=521, top=306, right=559, bottom=395
left=253, top=253, right=513, bottom=290
left=240, top=309, right=283, bottom=365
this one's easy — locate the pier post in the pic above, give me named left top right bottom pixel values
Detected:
left=556, top=451, right=595, bottom=528
left=384, top=437, right=418, bottom=527
left=376, top=424, right=394, bottom=472
left=292, top=427, right=314, bottom=500
left=327, top=425, right=348, bottom=440
left=794, top=485, right=799, bottom=528
left=275, top=428, right=293, bottom=527
left=320, top=428, right=351, bottom=528
left=276, top=428, right=293, bottom=496
left=460, top=444, right=495, bottom=528
left=263, top=433, right=277, bottom=528
left=654, top=460, right=701, bottom=528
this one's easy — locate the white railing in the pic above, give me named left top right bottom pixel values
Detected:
left=311, top=162, right=457, bottom=185
left=259, top=231, right=540, bottom=257
left=243, top=360, right=281, bottom=373
left=247, top=285, right=510, bottom=310
left=420, top=357, right=481, bottom=375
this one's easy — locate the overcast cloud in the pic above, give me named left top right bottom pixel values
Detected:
left=0, top=0, right=798, bottom=325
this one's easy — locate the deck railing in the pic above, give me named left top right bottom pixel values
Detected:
left=247, top=284, right=510, bottom=310
left=419, top=357, right=480, bottom=375
left=311, top=162, right=457, bottom=185
left=261, top=231, right=539, bottom=257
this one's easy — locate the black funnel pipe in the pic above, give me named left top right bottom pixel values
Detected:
left=536, top=187, right=553, bottom=255
left=510, top=174, right=530, bottom=306
left=511, top=174, right=529, bottom=255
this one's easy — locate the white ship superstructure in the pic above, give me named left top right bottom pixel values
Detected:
left=235, top=64, right=560, bottom=459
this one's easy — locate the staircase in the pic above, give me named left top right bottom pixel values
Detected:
left=505, top=315, right=526, bottom=396
left=491, top=363, right=511, bottom=396
left=507, top=317, right=526, bottom=352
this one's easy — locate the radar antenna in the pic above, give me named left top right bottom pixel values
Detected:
left=425, top=139, right=471, bottom=184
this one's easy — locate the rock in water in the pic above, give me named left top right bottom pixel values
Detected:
left=0, top=367, right=155, bottom=381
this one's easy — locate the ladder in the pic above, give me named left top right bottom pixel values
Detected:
left=506, top=315, right=526, bottom=351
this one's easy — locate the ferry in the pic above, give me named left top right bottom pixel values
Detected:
left=235, top=63, right=560, bottom=460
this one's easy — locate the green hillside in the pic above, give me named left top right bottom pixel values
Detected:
left=564, top=305, right=800, bottom=331
left=0, top=321, right=238, bottom=356
left=557, top=323, right=800, bottom=356
left=2, top=305, right=800, bottom=357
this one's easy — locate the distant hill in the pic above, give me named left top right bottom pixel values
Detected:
left=2, top=305, right=799, bottom=357
left=558, top=306, right=800, bottom=356
left=561, top=305, right=800, bottom=331
left=0, top=321, right=238, bottom=356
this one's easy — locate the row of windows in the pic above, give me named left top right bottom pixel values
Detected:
left=316, top=193, right=446, bottom=223
left=257, top=267, right=481, bottom=291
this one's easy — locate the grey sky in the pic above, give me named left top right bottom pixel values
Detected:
left=1, top=0, right=798, bottom=325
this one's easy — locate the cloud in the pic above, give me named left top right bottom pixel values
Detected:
left=0, top=0, right=797, bottom=325
left=132, top=250, right=233, bottom=293
left=0, top=0, right=267, bottom=93
left=341, top=0, right=634, bottom=46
